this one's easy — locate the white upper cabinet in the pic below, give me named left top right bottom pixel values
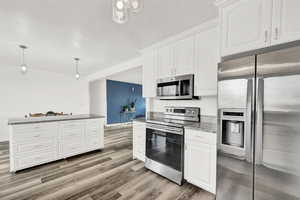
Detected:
left=272, top=0, right=300, bottom=45
left=217, top=0, right=300, bottom=57
left=194, top=27, right=219, bottom=96
left=219, top=0, right=272, bottom=56
left=156, top=35, right=195, bottom=78
left=141, top=19, right=220, bottom=98
left=157, top=45, right=173, bottom=79
left=142, top=51, right=157, bottom=98
left=173, top=36, right=195, bottom=76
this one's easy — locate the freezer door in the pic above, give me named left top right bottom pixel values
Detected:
left=255, top=46, right=300, bottom=200
left=217, top=56, right=255, bottom=200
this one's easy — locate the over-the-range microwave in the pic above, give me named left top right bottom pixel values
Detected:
left=156, top=74, right=197, bottom=100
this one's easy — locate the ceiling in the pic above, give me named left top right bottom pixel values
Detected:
left=0, top=0, right=217, bottom=76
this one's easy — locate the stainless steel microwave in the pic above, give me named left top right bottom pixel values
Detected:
left=156, top=74, right=195, bottom=100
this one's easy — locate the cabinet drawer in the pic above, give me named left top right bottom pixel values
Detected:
left=62, top=129, right=85, bottom=141
left=13, top=122, right=57, bottom=132
left=60, top=121, right=85, bottom=129
left=14, top=139, right=57, bottom=156
left=15, top=151, right=56, bottom=170
left=185, top=129, right=216, bottom=145
left=12, top=128, right=58, bottom=142
left=86, top=128, right=99, bottom=137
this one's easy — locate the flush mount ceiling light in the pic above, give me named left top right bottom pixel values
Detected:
left=74, top=58, right=80, bottom=80
left=19, top=45, right=28, bottom=74
left=112, top=0, right=142, bottom=24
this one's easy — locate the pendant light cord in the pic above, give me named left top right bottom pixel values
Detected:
left=19, top=45, right=27, bottom=65
left=75, top=58, right=80, bottom=74
left=22, top=48, right=25, bottom=65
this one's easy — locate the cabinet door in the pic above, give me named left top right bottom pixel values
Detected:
left=142, top=51, right=157, bottom=98
left=157, top=45, right=173, bottom=79
left=186, top=141, right=216, bottom=194
left=85, top=119, right=104, bottom=151
left=194, top=27, right=219, bottom=96
left=132, top=121, right=146, bottom=162
left=173, top=36, right=195, bottom=76
left=59, top=121, right=86, bottom=158
left=272, top=0, right=300, bottom=45
left=220, top=0, right=272, bottom=56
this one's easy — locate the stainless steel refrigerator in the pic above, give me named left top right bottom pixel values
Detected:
left=217, top=44, right=300, bottom=200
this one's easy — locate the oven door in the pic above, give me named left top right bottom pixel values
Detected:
left=146, top=124, right=183, bottom=171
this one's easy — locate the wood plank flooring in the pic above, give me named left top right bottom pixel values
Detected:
left=0, top=125, right=215, bottom=200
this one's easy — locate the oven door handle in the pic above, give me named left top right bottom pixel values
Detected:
left=147, top=127, right=183, bottom=135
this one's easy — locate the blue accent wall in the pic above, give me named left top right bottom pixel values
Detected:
left=106, top=79, right=145, bottom=124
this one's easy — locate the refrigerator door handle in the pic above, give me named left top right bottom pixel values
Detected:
left=246, top=78, right=254, bottom=162
left=255, top=78, right=264, bottom=165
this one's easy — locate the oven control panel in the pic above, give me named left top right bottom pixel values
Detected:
left=165, top=106, right=200, bottom=117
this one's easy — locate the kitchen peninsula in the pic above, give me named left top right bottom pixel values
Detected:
left=8, top=114, right=105, bottom=172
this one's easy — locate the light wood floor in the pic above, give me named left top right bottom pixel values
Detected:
left=0, top=126, right=215, bottom=200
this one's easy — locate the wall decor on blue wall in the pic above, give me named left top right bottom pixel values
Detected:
left=106, top=79, right=145, bottom=124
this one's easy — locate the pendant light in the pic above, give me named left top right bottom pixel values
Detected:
left=19, top=45, right=28, bottom=74
left=112, top=0, right=142, bottom=24
left=112, top=0, right=129, bottom=24
left=74, top=58, right=80, bottom=80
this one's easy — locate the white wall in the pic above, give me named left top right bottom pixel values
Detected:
left=87, top=57, right=142, bottom=82
left=89, top=79, right=107, bottom=123
left=148, top=97, right=217, bottom=117
left=106, top=66, right=143, bottom=85
left=0, top=67, right=89, bottom=142
left=89, top=66, right=143, bottom=126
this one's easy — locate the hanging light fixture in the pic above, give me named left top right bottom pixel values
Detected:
left=130, top=0, right=142, bottom=12
left=19, top=45, right=28, bottom=74
left=112, top=0, right=142, bottom=24
left=74, top=58, right=80, bottom=80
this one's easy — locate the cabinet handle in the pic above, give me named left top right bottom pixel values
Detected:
left=264, top=30, right=268, bottom=43
left=33, top=134, right=40, bottom=138
left=275, top=27, right=279, bottom=40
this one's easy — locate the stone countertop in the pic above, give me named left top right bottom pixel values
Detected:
left=8, top=114, right=105, bottom=125
left=132, top=117, right=146, bottom=123
left=133, top=116, right=217, bottom=133
left=184, top=122, right=217, bottom=134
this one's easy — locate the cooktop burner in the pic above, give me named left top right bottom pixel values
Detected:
left=146, top=107, right=200, bottom=127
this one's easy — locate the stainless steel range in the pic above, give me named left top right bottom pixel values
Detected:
left=145, top=106, right=200, bottom=185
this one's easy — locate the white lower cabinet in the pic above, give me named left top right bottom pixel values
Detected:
left=9, top=118, right=104, bottom=172
left=184, top=129, right=217, bottom=194
left=132, top=121, right=146, bottom=162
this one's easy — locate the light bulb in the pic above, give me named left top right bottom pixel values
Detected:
left=131, top=0, right=142, bottom=12
left=131, top=1, right=139, bottom=9
left=75, top=73, right=80, bottom=80
left=116, top=0, right=124, bottom=10
left=21, top=64, right=27, bottom=74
